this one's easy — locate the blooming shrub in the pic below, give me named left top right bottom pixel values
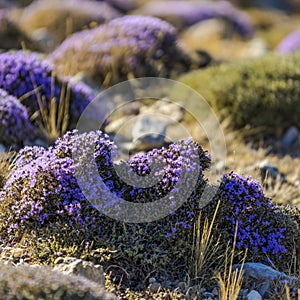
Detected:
left=0, top=51, right=95, bottom=125
left=0, top=129, right=211, bottom=283
left=0, top=89, right=34, bottom=146
left=180, top=53, right=300, bottom=138
left=0, top=263, right=116, bottom=300
left=277, top=29, right=300, bottom=53
left=0, top=129, right=210, bottom=237
left=220, top=172, right=286, bottom=255
left=202, top=171, right=300, bottom=268
left=18, top=0, right=120, bottom=50
left=136, top=0, right=254, bottom=37
left=49, top=15, right=196, bottom=87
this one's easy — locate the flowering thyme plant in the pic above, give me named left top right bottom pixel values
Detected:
left=0, top=88, right=34, bottom=146
left=50, top=15, right=195, bottom=86
left=0, top=51, right=95, bottom=124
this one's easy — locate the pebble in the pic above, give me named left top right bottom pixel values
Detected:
left=149, top=282, right=161, bottom=293
left=246, top=290, right=262, bottom=300
left=259, top=160, right=285, bottom=183
left=281, top=126, right=299, bottom=147
left=53, top=257, right=105, bottom=285
left=0, top=144, right=6, bottom=152
left=149, top=277, right=156, bottom=284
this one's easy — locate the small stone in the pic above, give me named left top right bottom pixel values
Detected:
left=281, top=126, right=299, bottom=147
left=259, top=160, right=285, bottom=183
left=34, top=139, right=48, bottom=148
left=149, top=277, right=156, bottom=284
left=0, top=144, right=6, bottom=152
left=212, top=287, right=219, bottom=296
left=232, top=262, right=297, bottom=297
left=53, top=257, right=105, bottom=285
left=131, top=114, right=168, bottom=151
left=246, top=290, right=262, bottom=300
left=149, top=282, right=161, bottom=293
left=203, top=291, right=214, bottom=298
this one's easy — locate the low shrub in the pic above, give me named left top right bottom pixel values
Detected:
left=0, top=89, right=34, bottom=146
left=49, top=15, right=198, bottom=87
left=0, top=50, right=95, bottom=129
left=180, top=53, right=300, bottom=138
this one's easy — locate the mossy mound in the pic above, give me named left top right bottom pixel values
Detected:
left=180, top=53, right=300, bottom=138
left=0, top=263, right=116, bottom=300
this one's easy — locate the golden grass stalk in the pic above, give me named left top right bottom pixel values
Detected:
left=27, top=71, right=70, bottom=144
left=0, top=151, right=16, bottom=188
left=190, top=200, right=221, bottom=282
left=217, top=222, right=246, bottom=300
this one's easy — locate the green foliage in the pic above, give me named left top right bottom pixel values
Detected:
left=180, top=53, right=300, bottom=138
left=0, top=263, right=116, bottom=300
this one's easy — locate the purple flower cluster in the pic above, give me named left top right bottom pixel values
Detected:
left=220, top=172, right=286, bottom=256
left=49, top=15, right=192, bottom=86
left=0, top=89, right=34, bottom=146
left=0, top=130, right=109, bottom=239
left=124, top=138, right=210, bottom=202
left=138, top=0, right=254, bottom=38
left=0, top=51, right=95, bottom=123
left=277, top=29, right=300, bottom=54
left=0, top=130, right=210, bottom=243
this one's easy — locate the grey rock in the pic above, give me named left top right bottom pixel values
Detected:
left=149, top=282, right=161, bottom=293
left=131, top=114, right=168, bottom=151
left=212, top=287, right=219, bottom=296
left=0, top=144, right=6, bottom=152
left=281, top=126, right=299, bottom=147
left=140, top=100, right=184, bottom=124
left=202, top=291, right=214, bottom=298
left=259, top=160, right=285, bottom=184
left=54, top=257, right=105, bottom=286
left=232, top=263, right=297, bottom=296
left=149, top=277, right=156, bottom=284
left=246, top=290, right=262, bottom=300
left=34, top=139, right=48, bottom=148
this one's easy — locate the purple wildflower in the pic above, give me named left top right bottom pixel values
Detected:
left=0, top=89, right=34, bottom=146
left=0, top=51, right=95, bottom=124
left=220, top=172, right=286, bottom=256
left=49, top=15, right=193, bottom=86
left=0, top=129, right=210, bottom=243
left=277, top=29, right=300, bottom=53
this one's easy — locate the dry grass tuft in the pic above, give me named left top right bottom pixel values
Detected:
left=217, top=224, right=246, bottom=300
left=190, top=200, right=221, bottom=284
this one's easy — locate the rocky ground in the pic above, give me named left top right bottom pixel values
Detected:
left=0, top=0, right=300, bottom=299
